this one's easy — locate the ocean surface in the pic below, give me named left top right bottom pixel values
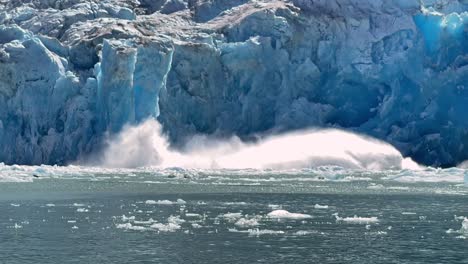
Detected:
left=0, top=165, right=467, bottom=263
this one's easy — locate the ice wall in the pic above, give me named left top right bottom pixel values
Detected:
left=0, top=0, right=467, bottom=166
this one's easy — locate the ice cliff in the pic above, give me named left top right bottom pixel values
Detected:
left=0, top=0, right=467, bottom=166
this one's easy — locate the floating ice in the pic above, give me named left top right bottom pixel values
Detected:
left=185, top=213, right=202, bottom=218
left=267, top=210, right=312, bottom=220
left=460, top=218, right=468, bottom=231
left=220, top=213, right=243, bottom=222
left=191, top=223, right=203, bottom=229
left=314, top=204, right=329, bottom=209
left=235, top=217, right=260, bottom=228
left=150, top=223, right=181, bottom=232
left=294, top=230, right=315, bottom=236
left=121, top=215, right=135, bottom=222
left=145, top=199, right=186, bottom=205
left=229, top=228, right=285, bottom=236
left=149, top=216, right=185, bottom=232
left=116, top=223, right=147, bottom=231
left=133, top=219, right=156, bottom=225
left=334, top=214, right=379, bottom=224
left=223, top=202, right=248, bottom=206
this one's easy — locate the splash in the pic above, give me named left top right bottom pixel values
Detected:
left=99, top=119, right=420, bottom=170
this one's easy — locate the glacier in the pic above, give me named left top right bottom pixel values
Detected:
left=0, top=0, right=467, bottom=166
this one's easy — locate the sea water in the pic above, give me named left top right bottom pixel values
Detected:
left=0, top=166, right=467, bottom=263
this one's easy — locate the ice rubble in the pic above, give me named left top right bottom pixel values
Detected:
left=0, top=0, right=467, bottom=167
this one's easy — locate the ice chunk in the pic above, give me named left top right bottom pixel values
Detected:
left=229, top=228, right=285, bottom=236
left=294, top=230, right=314, bottom=236
left=267, top=210, right=312, bottom=220
left=314, top=204, right=329, bottom=209
left=234, top=217, right=260, bottom=228
left=334, top=213, right=379, bottom=224
left=116, top=223, right=147, bottom=231
left=149, top=216, right=184, bottom=233
left=145, top=199, right=186, bottom=205
left=121, top=215, right=135, bottom=222
left=220, top=212, right=243, bottom=222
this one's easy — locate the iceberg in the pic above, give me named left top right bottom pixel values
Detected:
left=0, top=0, right=467, bottom=167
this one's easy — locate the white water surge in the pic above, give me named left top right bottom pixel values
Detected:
left=99, top=120, right=420, bottom=170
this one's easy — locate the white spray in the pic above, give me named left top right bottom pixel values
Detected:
left=100, top=119, right=420, bottom=170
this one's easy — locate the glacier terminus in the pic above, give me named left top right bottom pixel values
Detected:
left=0, top=0, right=467, bottom=167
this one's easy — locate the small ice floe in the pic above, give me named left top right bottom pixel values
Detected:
left=314, top=204, right=329, bottom=209
left=223, top=202, right=248, bottom=206
left=167, top=215, right=185, bottom=225
left=150, top=216, right=185, bottom=232
left=294, top=230, right=315, bottom=236
left=365, top=231, right=387, bottom=236
left=8, top=223, right=23, bottom=229
left=267, top=210, right=312, bottom=220
left=220, top=212, right=243, bottom=222
left=268, top=204, right=281, bottom=210
left=116, top=223, right=147, bottom=231
left=447, top=218, right=468, bottom=234
left=145, top=199, right=186, bottom=205
left=71, top=226, right=79, bottom=230
left=185, top=213, right=202, bottom=218
left=367, top=183, right=384, bottom=190
left=76, top=208, right=89, bottom=213
left=150, top=223, right=181, bottom=232
left=191, top=223, right=203, bottom=229
left=121, top=215, right=136, bottom=222
left=228, top=228, right=284, bottom=236
left=235, top=217, right=260, bottom=228
left=10, top=204, right=20, bottom=207
left=333, top=213, right=379, bottom=224
left=454, top=215, right=466, bottom=221
left=133, top=218, right=156, bottom=225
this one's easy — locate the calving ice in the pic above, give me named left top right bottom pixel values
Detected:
left=99, top=119, right=420, bottom=170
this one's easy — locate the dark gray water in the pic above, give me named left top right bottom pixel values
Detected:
left=0, top=171, right=467, bottom=264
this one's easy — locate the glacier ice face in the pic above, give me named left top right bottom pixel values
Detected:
left=0, top=0, right=467, bottom=166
